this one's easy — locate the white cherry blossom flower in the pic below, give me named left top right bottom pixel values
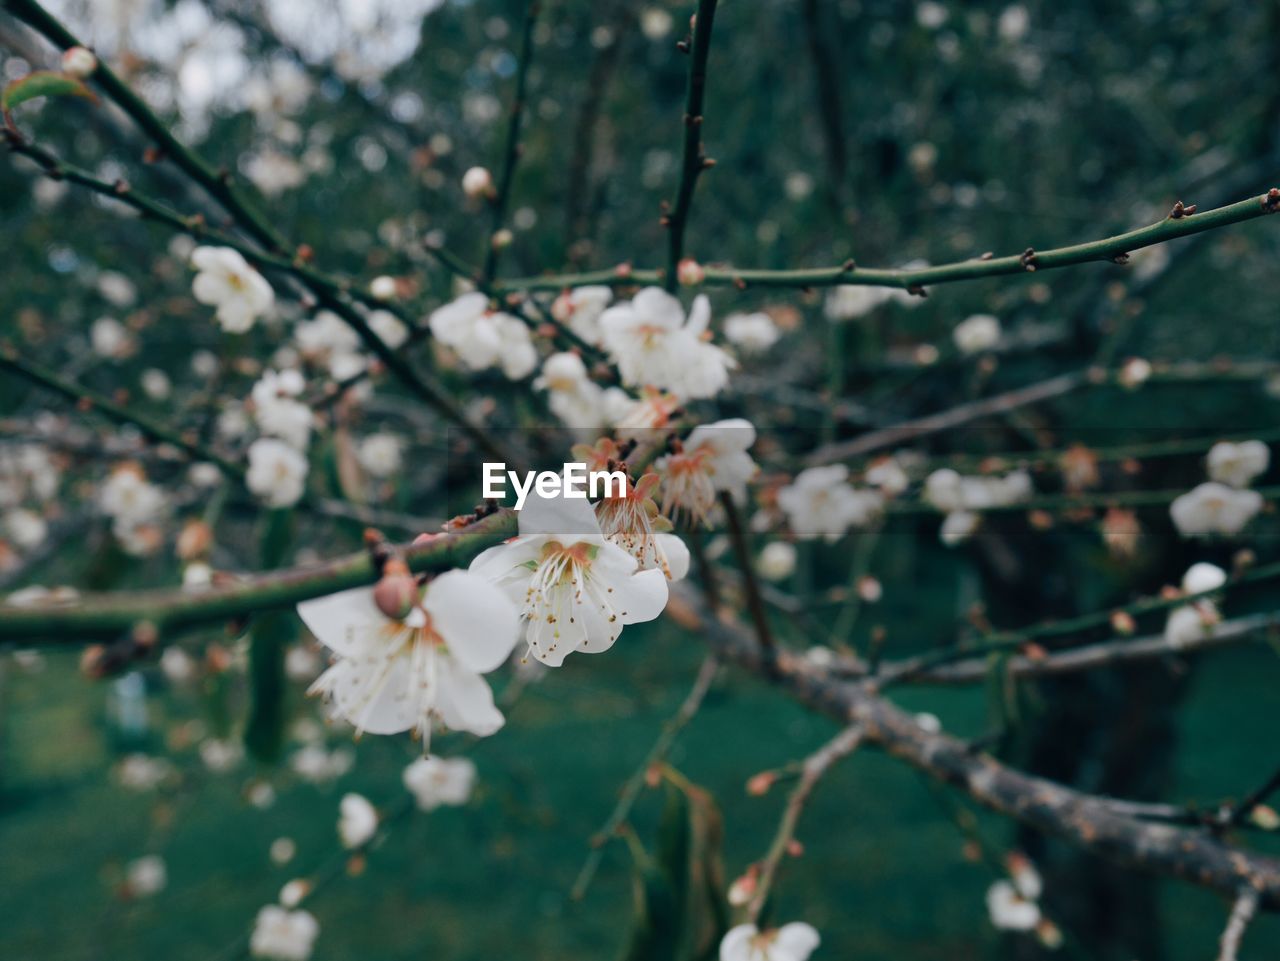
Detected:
left=357, top=433, right=403, bottom=478
left=250, top=905, right=319, bottom=961
left=5, top=508, right=47, bottom=550
left=368, top=309, right=409, bottom=349
left=91, top=316, right=132, bottom=359
left=247, top=438, right=309, bottom=508
left=777, top=465, right=884, bottom=542
left=824, top=284, right=892, bottom=321
left=719, top=922, right=820, bottom=961
left=469, top=492, right=669, bottom=667
left=865, top=456, right=910, bottom=497
left=534, top=352, right=611, bottom=428
left=338, top=792, right=378, bottom=848
left=551, top=285, right=613, bottom=345
left=461, top=166, right=494, bottom=199
left=599, top=288, right=735, bottom=399
left=724, top=311, right=780, bottom=354
left=124, top=855, right=167, bottom=897
left=940, top=509, right=981, bottom=546
left=1169, top=482, right=1262, bottom=538
left=403, top=756, right=476, bottom=810
left=61, top=45, right=98, bottom=78
left=295, top=310, right=360, bottom=366
left=428, top=293, right=535, bottom=378
left=987, top=879, right=1040, bottom=931
left=191, top=246, right=274, bottom=333
left=1206, top=440, right=1270, bottom=489
left=289, top=744, right=355, bottom=784
left=758, top=541, right=797, bottom=580
left=1182, top=561, right=1227, bottom=595
left=1165, top=602, right=1220, bottom=648
left=953, top=314, right=1001, bottom=354
left=299, top=570, right=520, bottom=742
left=654, top=419, right=759, bottom=523
left=252, top=369, right=312, bottom=450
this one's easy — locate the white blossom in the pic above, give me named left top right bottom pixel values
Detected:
left=777, top=465, right=884, bottom=542
left=338, top=792, right=378, bottom=848
left=61, top=45, right=98, bottom=78
left=403, top=756, right=476, bottom=810
left=428, top=292, right=536, bottom=379
left=469, top=492, right=669, bottom=667
left=824, top=284, right=892, bottom=322
left=940, top=509, right=981, bottom=546
left=551, top=285, right=613, bottom=345
left=357, top=433, right=403, bottom=478
left=724, top=311, right=780, bottom=354
left=1182, top=561, right=1227, bottom=595
left=987, top=879, right=1040, bottom=931
left=719, top=922, right=820, bottom=961
left=599, top=288, right=735, bottom=400
left=461, top=166, right=494, bottom=199
left=300, top=570, right=520, bottom=742
left=5, top=508, right=47, bottom=550
left=369, top=275, right=398, bottom=301
left=655, top=419, right=759, bottom=521
left=141, top=368, right=172, bottom=400
left=758, top=541, right=797, bottom=581
left=251, top=369, right=312, bottom=450
left=1165, top=602, right=1219, bottom=649
left=199, top=738, right=244, bottom=773
left=250, top=906, right=319, bottom=961
left=91, top=316, right=132, bottom=358
left=125, top=855, right=167, bottom=897
left=191, top=246, right=274, bottom=333
left=247, top=438, right=309, bottom=508
left=368, top=309, right=409, bottom=349
left=1169, top=482, right=1262, bottom=538
left=1206, top=440, right=1269, bottom=489
left=952, top=313, right=1001, bottom=354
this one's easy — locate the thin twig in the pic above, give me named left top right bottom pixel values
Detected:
left=663, top=0, right=720, bottom=290
left=569, top=652, right=721, bottom=900
left=482, top=0, right=539, bottom=283
left=1215, top=886, right=1260, bottom=961
left=746, top=724, right=864, bottom=922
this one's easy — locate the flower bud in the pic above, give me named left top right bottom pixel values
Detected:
left=461, top=166, right=494, bottom=199
left=369, top=275, right=398, bottom=301
left=727, top=871, right=757, bottom=907
left=373, top=560, right=418, bottom=620
left=1118, top=357, right=1152, bottom=390
left=61, top=46, right=98, bottom=79
left=176, top=518, right=213, bottom=561
left=491, top=228, right=514, bottom=250
left=745, top=771, right=776, bottom=796
left=1110, top=610, right=1136, bottom=635
left=677, top=257, right=705, bottom=286
left=1250, top=804, right=1280, bottom=831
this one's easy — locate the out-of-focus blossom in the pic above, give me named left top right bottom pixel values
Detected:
left=190, top=246, right=274, bottom=333
left=403, top=756, right=477, bottom=811
left=247, top=438, right=309, bottom=508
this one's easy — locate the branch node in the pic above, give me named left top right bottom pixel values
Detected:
left=1020, top=247, right=1038, bottom=272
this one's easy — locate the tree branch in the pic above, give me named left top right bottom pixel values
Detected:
left=663, top=0, right=719, bottom=290
left=678, top=585, right=1280, bottom=910
left=490, top=190, right=1280, bottom=294
left=0, top=511, right=516, bottom=641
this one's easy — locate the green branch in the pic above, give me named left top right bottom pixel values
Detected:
left=0, top=511, right=516, bottom=641
left=0, top=346, right=246, bottom=480
left=493, top=190, right=1280, bottom=294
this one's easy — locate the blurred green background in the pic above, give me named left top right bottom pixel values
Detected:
left=2, top=0, right=1280, bottom=958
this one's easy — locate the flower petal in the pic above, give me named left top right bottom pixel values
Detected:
left=774, top=922, right=821, bottom=960
left=612, top=565, right=669, bottom=625
left=434, top=657, right=505, bottom=737
left=517, top=488, right=603, bottom=539
left=313, top=654, right=417, bottom=735
left=296, top=586, right=388, bottom=657
left=422, top=570, right=519, bottom=674
left=657, top=532, right=690, bottom=581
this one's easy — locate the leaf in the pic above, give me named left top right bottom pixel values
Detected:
left=2, top=70, right=96, bottom=113
left=617, top=836, right=682, bottom=961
